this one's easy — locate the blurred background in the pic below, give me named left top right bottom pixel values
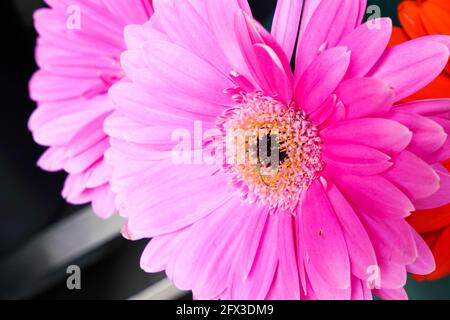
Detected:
left=0, top=0, right=448, bottom=300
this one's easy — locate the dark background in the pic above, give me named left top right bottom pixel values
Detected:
left=0, top=0, right=448, bottom=300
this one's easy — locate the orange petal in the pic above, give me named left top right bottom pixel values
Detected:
left=389, top=26, right=410, bottom=47
left=423, top=230, right=443, bottom=248
left=398, top=1, right=428, bottom=38
left=429, top=2, right=450, bottom=74
left=443, top=159, right=450, bottom=170
left=402, top=73, right=450, bottom=102
left=420, top=1, right=450, bottom=35
left=429, top=0, right=450, bottom=17
left=408, top=203, right=450, bottom=233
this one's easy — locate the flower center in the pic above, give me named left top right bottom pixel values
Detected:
left=217, top=93, right=324, bottom=211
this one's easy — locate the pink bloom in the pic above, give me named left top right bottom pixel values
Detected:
left=106, top=0, right=450, bottom=299
left=28, top=0, right=154, bottom=217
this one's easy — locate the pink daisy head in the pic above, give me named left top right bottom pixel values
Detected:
left=105, top=0, right=450, bottom=299
left=28, top=0, right=154, bottom=218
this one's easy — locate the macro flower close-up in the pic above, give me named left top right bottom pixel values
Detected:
left=104, top=0, right=450, bottom=300
left=28, top=0, right=154, bottom=218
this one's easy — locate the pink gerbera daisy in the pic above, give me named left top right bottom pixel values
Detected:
left=106, top=0, right=450, bottom=299
left=28, top=0, right=154, bottom=217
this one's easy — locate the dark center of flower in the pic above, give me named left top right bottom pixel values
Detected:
left=216, top=92, right=324, bottom=210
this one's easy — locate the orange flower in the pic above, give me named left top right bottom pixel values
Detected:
left=391, top=0, right=450, bottom=281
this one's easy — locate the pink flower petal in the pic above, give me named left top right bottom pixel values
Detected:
left=382, top=151, right=440, bottom=200
left=101, top=0, right=154, bottom=23
left=362, top=214, right=417, bottom=267
left=304, top=263, right=352, bottom=300
left=333, top=174, right=414, bottom=219
left=389, top=111, right=447, bottom=157
left=406, top=229, right=436, bottom=276
left=230, top=214, right=279, bottom=300
left=308, top=94, right=338, bottom=125
left=186, top=203, right=266, bottom=299
left=295, top=47, right=350, bottom=114
left=300, top=179, right=350, bottom=290
left=123, top=22, right=169, bottom=51
left=138, top=38, right=233, bottom=109
left=104, top=112, right=190, bottom=149
left=85, top=160, right=113, bottom=188
left=205, top=0, right=254, bottom=81
left=37, top=146, right=66, bottom=172
left=62, top=172, right=92, bottom=204
left=31, top=99, right=109, bottom=146
left=151, top=0, right=230, bottom=76
left=321, top=118, right=412, bottom=155
left=63, top=138, right=109, bottom=174
left=338, top=18, right=392, bottom=79
left=424, top=117, right=450, bottom=163
left=351, top=276, right=372, bottom=300
left=234, top=11, right=293, bottom=102
left=273, top=213, right=300, bottom=299
left=271, top=0, right=303, bottom=60
left=296, top=0, right=321, bottom=48
left=140, top=230, right=185, bottom=273
left=369, top=40, right=449, bottom=101
left=171, top=199, right=250, bottom=298
left=326, top=182, right=378, bottom=280
left=374, top=288, right=408, bottom=300
left=377, top=260, right=408, bottom=290
left=414, top=164, right=450, bottom=210
left=108, top=82, right=216, bottom=127
left=64, top=112, right=111, bottom=158
left=323, top=143, right=393, bottom=176
left=237, top=210, right=270, bottom=282
left=125, top=164, right=234, bottom=237
left=396, top=99, right=450, bottom=117
left=253, top=44, right=294, bottom=103
left=295, top=0, right=360, bottom=75
left=91, top=184, right=116, bottom=219
left=336, top=77, right=394, bottom=119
